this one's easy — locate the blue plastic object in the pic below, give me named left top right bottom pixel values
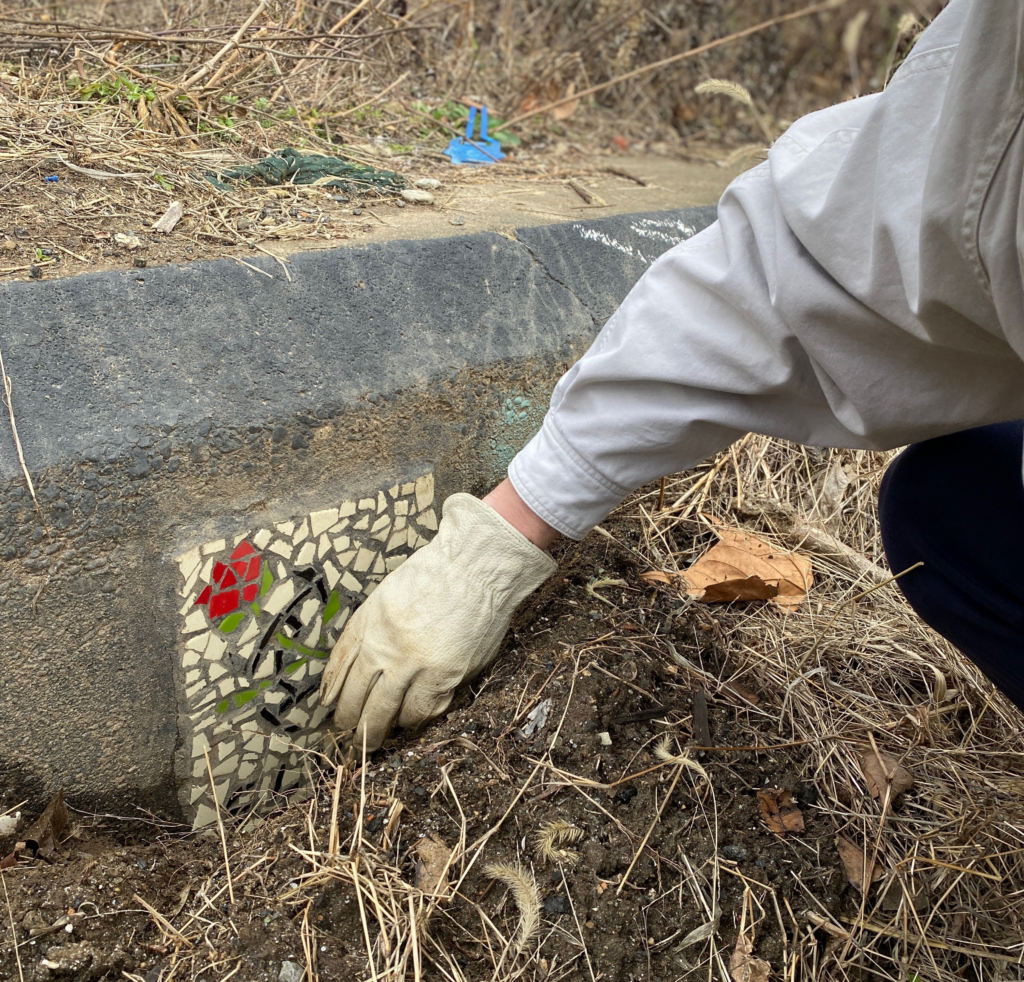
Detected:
left=443, top=106, right=505, bottom=165
left=44, top=175, right=58, bottom=182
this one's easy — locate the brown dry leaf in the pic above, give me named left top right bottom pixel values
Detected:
left=414, top=834, right=452, bottom=896
left=860, top=750, right=914, bottom=799
left=640, top=570, right=675, bottom=586
left=729, top=931, right=770, bottom=982
left=723, top=680, right=760, bottom=706
left=756, top=788, right=805, bottom=835
left=682, top=529, right=812, bottom=606
left=836, top=836, right=883, bottom=892
left=23, top=790, right=68, bottom=858
left=552, top=82, right=579, bottom=121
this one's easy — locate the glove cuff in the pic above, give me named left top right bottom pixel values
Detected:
left=438, top=492, right=557, bottom=603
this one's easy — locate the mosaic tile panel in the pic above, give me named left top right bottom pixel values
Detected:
left=175, top=472, right=436, bottom=828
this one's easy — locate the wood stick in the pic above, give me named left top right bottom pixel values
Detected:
left=497, top=0, right=852, bottom=131
left=203, top=748, right=236, bottom=905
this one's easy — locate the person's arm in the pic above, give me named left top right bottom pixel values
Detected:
left=322, top=0, right=1024, bottom=750
left=483, top=479, right=560, bottom=550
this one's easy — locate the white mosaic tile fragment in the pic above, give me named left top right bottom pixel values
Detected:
left=352, top=514, right=370, bottom=531
left=415, top=474, right=434, bottom=512
left=295, top=541, right=316, bottom=565
left=239, top=618, right=259, bottom=644
left=372, top=555, right=386, bottom=575
left=275, top=560, right=287, bottom=579
left=336, top=549, right=356, bottom=567
left=358, top=497, right=374, bottom=511
left=323, top=560, right=341, bottom=590
left=200, top=557, right=215, bottom=581
left=264, top=579, right=296, bottom=615
left=377, top=491, right=387, bottom=513
left=395, top=500, right=409, bottom=516
left=269, top=539, right=293, bottom=560
left=385, top=554, right=408, bottom=572
left=354, top=547, right=377, bottom=572
left=203, top=539, right=226, bottom=556
left=310, top=508, right=338, bottom=536
left=293, top=519, right=309, bottom=545
left=339, top=500, right=357, bottom=518
left=401, top=482, right=415, bottom=496
left=341, top=571, right=361, bottom=593
left=178, top=547, right=201, bottom=581
left=299, top=597, right=320, bottom=624
left=318, top=534, right=331, bottom=559
left=206, top=635, right=227, bottom=661
left=253, top=528, right=272, bottom=549
left=417, top=508, right=438, bottom=531
left=183, top=650, right=201, bottom=669
left=332, top=534, right=350, bottom=553
left=386, top=528, right=407, bottom=552
left=183, top=610, right=207, bottom=634
left=301, top=616, right=322, bottom=647
left=276, top=521, right=295, bottom=536
left=184, top=566, right=202, bottom=596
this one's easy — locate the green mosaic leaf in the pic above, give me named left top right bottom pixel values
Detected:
left=276, top=632, right=294, bottom=649
left=216, top=699, right=229, bottom=713
left=310, top=649, right=330, bottom=660
left=260, top=567, right=274, bottom=596
left=250, top=602, right=260, bottom=615
left=323, top=589, right=341, bottom=625
left=284, top=657, right=307, bottom=674
left=219, top=611, right=245, bottom=634
left=233, top=690, right=257, bottom=707
left=258, top=679, right=272, bottom=690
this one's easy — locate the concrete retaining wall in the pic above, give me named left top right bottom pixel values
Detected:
left=0, top=205, right=716, bottom=823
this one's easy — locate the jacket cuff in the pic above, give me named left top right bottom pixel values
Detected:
left=508, top=419, right=630, bottom=541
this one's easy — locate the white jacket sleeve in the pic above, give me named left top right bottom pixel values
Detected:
left=509, top=0, right=1024, bottom=540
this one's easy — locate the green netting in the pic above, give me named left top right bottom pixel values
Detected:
left=206, top=147, right=406, bottom=194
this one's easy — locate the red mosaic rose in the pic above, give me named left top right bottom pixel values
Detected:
left=194, top=539, right=261, bottom=620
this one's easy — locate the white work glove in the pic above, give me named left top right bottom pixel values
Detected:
left=318, top=492, right=557, bottom=751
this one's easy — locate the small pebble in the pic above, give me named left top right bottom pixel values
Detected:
left=395, top=198, right=405, bottom=208
left=28, top=264, right=42, bottom=279
left=449, top=214, right=467, bottom=226
left=616, top=787, right=637, bottom=805
left=331, top=194, right=350, bottom=203
left=414, top=178, right=441, bottom=190
left=401, top=189, right=435, bottom=205
left=598, top=731, right=612, bottom=746
left=721, top=844, right=748, bottom=861
left=278, top=961, right=305, bottom=982
left=133, top=257, right=147, bottom=268
left=543, top=896, right=570, bottom=915
left=352, top=208, right=364, bottom=216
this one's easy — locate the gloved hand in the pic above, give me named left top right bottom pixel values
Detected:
left=318, top=492, right=557, bottom=751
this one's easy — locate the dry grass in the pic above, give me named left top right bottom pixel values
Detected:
left=95, top=438, right=1024, bottom=982
left=623, top=437, right=1024, bottom=978
left=0, top=0, right=940, bottom=261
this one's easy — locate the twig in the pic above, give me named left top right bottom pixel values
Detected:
left=203, top=747, right=236, bottom=905
left=131, top=892, right=192, bottom=947
left=497, top=0, right=853, bottom=131
left=161, top=1, right=268, bottom=105
left=0, top=338, right=46, bottom=532
left=796, top=562, right=923, bottom=672
left=2, top=872, right=23, bottom=982
left=616, top=760, right=686, bottom=895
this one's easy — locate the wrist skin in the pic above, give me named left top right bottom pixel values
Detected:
left=482, top=478, right=561, bottom=551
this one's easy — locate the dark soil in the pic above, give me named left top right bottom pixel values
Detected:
left=0, top=495, right=855, bottom=982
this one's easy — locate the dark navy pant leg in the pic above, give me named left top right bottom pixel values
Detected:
left=878, top=420, right=1024, bottom=712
